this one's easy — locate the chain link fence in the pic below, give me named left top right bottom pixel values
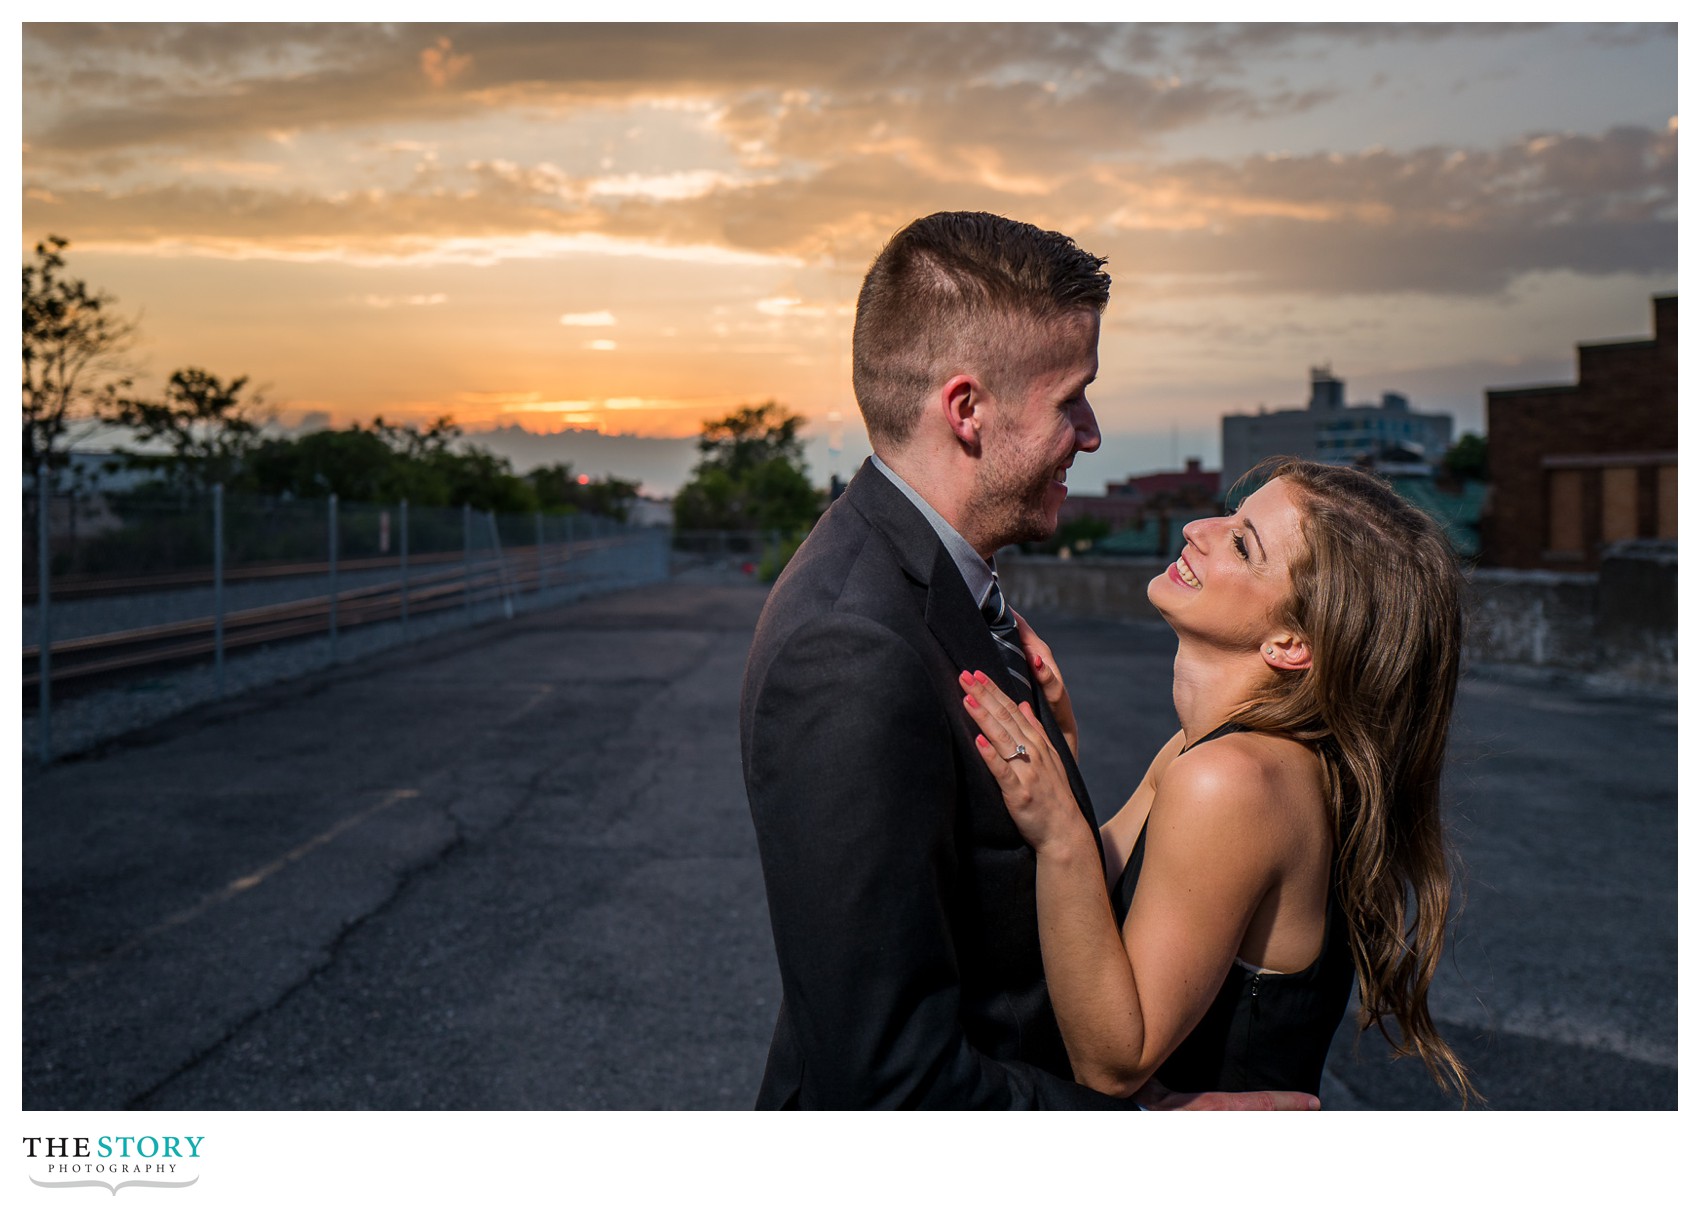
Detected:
left=23, top=483, right=669, bottom=764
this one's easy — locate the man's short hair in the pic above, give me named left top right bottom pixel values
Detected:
left=851, top=211, right=1110, bottom=449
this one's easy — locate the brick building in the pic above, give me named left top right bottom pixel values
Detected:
left=1105, top=457, right=1221, bottom=504
left=1482, top=294, right=1676, bottom=570
left=1056, top=492, right=1148, bottom=533
left=1059, top=457, right=1222, bottom=538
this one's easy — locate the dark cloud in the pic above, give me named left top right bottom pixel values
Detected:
left=1151, top=125, right=1676, bottom=229
left=1077, top=126, right=1677, bottom=294
left=27, top=28, right=404, bottom=156
left=699, top=67, right=1340, bottom=199
left=609, top=125, right=1675, bottom=292
left=1099, top=215, right=1675, bottom=298
left=22, top=179, right=604, bottom=247
left=1584, top=23, right=1676, bottom=48
left=18, top=23, right=1352, bottom=157
left=21, top=24, right=1675, bottom=301
left=1167, top=21, right=1554, bottom=72
left=25, top=119, right=1674, bottom=301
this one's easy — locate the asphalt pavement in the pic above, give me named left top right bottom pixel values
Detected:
left=21, top=574, right=1677, bottom=1110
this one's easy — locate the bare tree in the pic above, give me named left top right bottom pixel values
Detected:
left=21, top=236, right=136, bottom=487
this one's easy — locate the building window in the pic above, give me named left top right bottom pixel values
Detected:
left=1657, top=463, right=1678, bottom=539
left=1547, top=469, right=1584, bottom=557
left=1601, top=466, right=1639, bottom=544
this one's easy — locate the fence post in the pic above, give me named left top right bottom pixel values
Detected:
left=328, top=493, right=339, bottom=663
left=400, top=498, right=410, bottom=639
left=36, top=460, right=51, bottom=766
left=535, top=510, right=546, bottom=598
left=463, top=502, right=473, bottom=618
left=486, top=510, right=515, bottom=620
left=213, top=483, right=226, bottom=697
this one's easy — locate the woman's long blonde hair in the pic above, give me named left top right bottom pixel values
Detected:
left=1229, top=458, right=1476, bottom=1104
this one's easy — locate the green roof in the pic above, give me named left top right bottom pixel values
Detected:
left=1089, top=519, right=1166, bottom=556
left=1389, top=477, right=1485, bottom=558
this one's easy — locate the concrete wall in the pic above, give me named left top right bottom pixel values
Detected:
left=1000, top=543, right=1676, bottom=687
left=998, top=555, right=1170, bottom=623
left=1464, top=568, right=1600, bottom=673
left=1594, top=540, right=1679, bottom=682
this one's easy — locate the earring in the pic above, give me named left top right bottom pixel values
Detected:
left=1264, top=646, right=1275, bottom=656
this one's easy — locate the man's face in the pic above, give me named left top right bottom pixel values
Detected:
left=966, top=310, right=1102, bottom=552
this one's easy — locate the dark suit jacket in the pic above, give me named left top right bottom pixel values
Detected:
left=740, top=459, right=1133, bottom=1109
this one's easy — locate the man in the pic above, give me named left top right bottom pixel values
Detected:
left=741, top=212, right=1315, bottom=1110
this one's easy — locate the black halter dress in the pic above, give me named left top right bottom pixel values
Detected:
left=1109, top=722, right=1355, bottom=1096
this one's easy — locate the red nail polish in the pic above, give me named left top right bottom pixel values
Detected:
left=964, top=695, right=979, bottom=710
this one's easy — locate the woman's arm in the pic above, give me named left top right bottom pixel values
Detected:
left=961, top=672, right=1281, bottom=1096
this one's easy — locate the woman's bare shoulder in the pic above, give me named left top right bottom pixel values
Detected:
left=1155, top=731, right=1325, bottom=836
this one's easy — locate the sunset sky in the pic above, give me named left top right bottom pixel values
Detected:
left=21, top=21, right=1678, bottom=495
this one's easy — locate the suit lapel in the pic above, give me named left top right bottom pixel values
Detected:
left=845, top=461, right=1101, bottom=845
left=1033, top=685, right=1103, bottom=855
left=921, top=546, right=1018, bottom=704
left=936, top=574, right=1102, bottom=848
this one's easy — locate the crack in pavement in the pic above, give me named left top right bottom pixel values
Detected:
left=28, top=787, right=425, bottom=1005
left=124, top=793, right=490, bottom=1110
left=126, top=703, right=642, bottom=1109
left=29, top=598, right=753, bottom=1111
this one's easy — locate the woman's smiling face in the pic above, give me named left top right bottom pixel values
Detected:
left=1148, top=476, right=1309, bottom=657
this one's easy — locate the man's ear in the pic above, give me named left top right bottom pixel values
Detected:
left=940, top=374, right=983, bottom=451
left=1261, top=633, right=1311, bottom=671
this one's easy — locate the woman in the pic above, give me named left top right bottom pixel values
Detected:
left=961, top=458, right=1475, bottom=1103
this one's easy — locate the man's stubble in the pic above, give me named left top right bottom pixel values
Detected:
left=965, top=412, right=1059, bottom=553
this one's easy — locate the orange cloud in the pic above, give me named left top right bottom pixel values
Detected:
left=420, top=36, right=471, bottom=89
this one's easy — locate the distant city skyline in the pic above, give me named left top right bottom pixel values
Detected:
left=22, top=22, right=1677, bottom=494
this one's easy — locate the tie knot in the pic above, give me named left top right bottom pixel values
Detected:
left=981, top=577, right=1012, bottom=631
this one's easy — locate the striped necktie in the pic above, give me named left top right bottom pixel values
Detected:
left=980, top=576, right=1033, bottom=703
